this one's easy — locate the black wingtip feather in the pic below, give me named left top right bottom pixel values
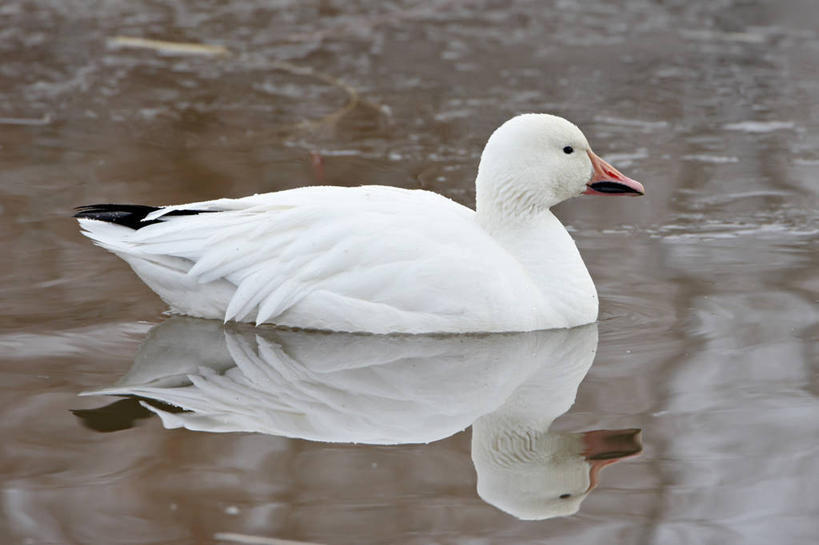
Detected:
left=74, top=203, right=215, bottom=230
left=74, top=204, right=163, bottom=230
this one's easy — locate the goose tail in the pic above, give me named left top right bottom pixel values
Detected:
left=74, top=203, right=206, bottom=254
left=73, top=204, right=212, bottom=230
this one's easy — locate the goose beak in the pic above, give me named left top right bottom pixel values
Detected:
left=584, top=150, right=645, bottom=196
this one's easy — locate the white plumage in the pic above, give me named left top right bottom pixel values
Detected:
left=77, top=114, right=645, bottom=333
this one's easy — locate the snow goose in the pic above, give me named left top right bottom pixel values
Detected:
left=75, top=114, right=645, bottom=333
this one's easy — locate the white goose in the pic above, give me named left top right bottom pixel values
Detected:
left=76, top=114, right=645, bottom=333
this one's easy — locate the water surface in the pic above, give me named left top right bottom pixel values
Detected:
left=1, top=1, right=818, bottom=544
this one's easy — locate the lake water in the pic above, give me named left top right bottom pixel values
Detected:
left=1, top=1, right=818, bottom=544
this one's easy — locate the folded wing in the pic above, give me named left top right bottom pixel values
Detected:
left=78, top=186, right=539, bottom=332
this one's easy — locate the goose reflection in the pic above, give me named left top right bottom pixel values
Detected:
left=81, top=317, right=641, bottom=520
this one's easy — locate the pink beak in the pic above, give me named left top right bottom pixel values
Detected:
left=583, top=150, right=645, bottom=196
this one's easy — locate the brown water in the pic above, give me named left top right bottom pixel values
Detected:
left=2, top=1, right=818, bottom=544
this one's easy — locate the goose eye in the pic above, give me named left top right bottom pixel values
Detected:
left=559, top=493, right=571, bottom=499
left=563, top=146, right=574, bottom=154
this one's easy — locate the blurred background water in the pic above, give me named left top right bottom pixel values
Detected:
left=1, top=1, right=818, bottom=544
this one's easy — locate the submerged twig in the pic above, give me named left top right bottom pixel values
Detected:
left=268, top=60, right=360, bottom=130
left=109, top=36, right=230, bottom=56
left=0, top=114, right=52, bottom=126
left=214, top=532, right=325, bottom=545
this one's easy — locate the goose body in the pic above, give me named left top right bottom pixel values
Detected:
left=76, top=114, right=645, bottom=333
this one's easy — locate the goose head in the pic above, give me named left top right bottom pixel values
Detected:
left=475, top=113, right=645, bottom=218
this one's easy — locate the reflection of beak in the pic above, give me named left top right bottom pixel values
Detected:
left=584, top=150, right=645, bottom=196
left=582, top=428, right=643, bottom=491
